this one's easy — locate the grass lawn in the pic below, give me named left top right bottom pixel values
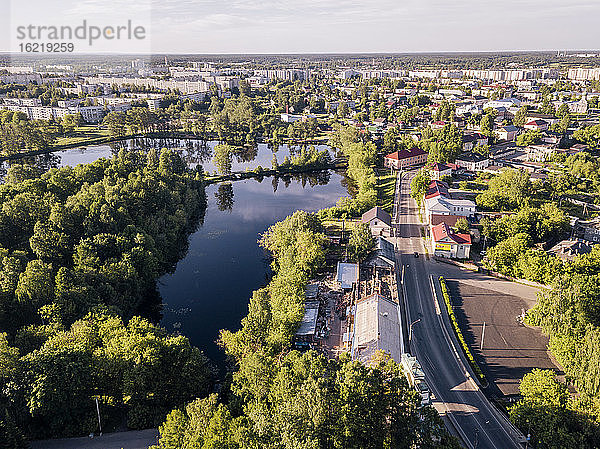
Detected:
left=322, top=218, right=360, bottom=234
left=376, top=170, right=397, bottom=213
left=53, top=125, right=112, bottom=147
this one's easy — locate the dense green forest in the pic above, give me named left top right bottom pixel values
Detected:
left=0, top=149, right=213, bottom=443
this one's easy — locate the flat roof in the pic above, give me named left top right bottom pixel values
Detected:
left=296, top=301, right=320, bottom=336
left=352, top=294, right=402, bottom=363
left=336, top=262, right=359, bottom=289
left=305, top=283, right=319, bottom=299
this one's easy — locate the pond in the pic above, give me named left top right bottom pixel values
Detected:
left=4, top=140, right=349, bottom=368
left=158, top=171, right=348, bottom=366
left=48, top=138, right=332, bottom=173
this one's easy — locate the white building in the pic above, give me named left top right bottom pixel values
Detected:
left=361, top=206, right=393, bottom=237
left=424, top=196, right=476, bottom=224
left=454, top=152, right=490, bottom=171
left=430, top=223, right=471, bottom=259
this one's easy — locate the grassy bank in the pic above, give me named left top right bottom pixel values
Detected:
left=376, top=170, right=397, bottom=213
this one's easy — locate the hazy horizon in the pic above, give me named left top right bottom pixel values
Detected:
left=2, top=0, right=599, bottom=55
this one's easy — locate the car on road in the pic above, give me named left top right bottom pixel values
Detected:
left=414, top=252, right=419, bottom=258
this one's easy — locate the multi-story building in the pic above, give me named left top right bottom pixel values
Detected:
left=455, top=151, right=490, bottom=171
left=384, top=147, right=428, bottom=170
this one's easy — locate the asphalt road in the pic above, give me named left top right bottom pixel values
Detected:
left=29, top=429, right=159, bottom=449
left=393, top=171, right=524, bottom=449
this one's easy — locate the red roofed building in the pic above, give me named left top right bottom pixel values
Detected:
left=430, top=214, right=463, bottom=227
left=524, top=119, right=549, bottom=131
left=424, top=180, right=449, bottom=200
left=384, top=147, right=428, bottom=170
left=426, top=162, right=454, bottom=180
left=430, top=222, right=471, bottom=259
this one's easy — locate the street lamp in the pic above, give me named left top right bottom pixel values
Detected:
left=409, top=318, right=421, bottom=342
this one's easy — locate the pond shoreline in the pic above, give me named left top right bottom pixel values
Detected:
left=0, top=131, right=328, bottom=163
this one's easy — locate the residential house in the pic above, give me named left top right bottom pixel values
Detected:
left=456, top=103, right=483, bottom=116
left=361, top=206, right=393, bottom=237
left=462, top=132, right=488, bottom=151
left=424, top=196, right=476, bottom=223
left=429, top=214, right=465, bottom=227
left=430, top=222, right=472, bottom=259
left=427, top=162, right=454, bottom=180
left=384, top=147, right=428, bottom=170
left=526, top=113, right=559, bottom=126
left=454, top=152, right=490, bottom=171
left=494, top=125, right=520, bottom=141
left=364, top=237, right=396, bottom=269
left=547, top=239, right=593, bottom=262
left=424, top=180, right=449, bottom=200
left=524, top=119, right=549, bottom=132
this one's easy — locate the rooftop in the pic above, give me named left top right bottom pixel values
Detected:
left=431, top=222, right=471, bottom=245
left=353, top=293, right=401, bottom=364
left=385, top=146, right=427, bottom=161
left=336, top=262, right=359, bottom=289
left=455, top=151, right=489, bottom=163
left=361, top=206, right=392, bottom=227
left=296, top=301, right=320, bottom=336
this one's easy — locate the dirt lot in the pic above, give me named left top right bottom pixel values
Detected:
left=444, top=276, right=561, bottom=397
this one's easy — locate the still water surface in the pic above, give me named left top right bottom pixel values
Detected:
left=5, top=139, right=348, bottom=366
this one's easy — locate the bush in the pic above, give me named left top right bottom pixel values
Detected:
left=439, top=276, right=485, bottom=383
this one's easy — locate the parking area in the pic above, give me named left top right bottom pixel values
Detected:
left=433, top=262, right=561, bottom=397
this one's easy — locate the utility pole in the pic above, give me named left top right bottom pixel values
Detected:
left=480, top=322, right=486, bottom=351
left=95, top=397, right=102, bottom=436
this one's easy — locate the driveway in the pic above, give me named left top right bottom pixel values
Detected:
left=29, top=429, right=159, bottom=449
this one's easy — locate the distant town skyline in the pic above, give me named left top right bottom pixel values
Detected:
left=2, top=0, right=599, bottom=54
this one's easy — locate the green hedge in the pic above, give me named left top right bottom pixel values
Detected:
left=439, top=276, right=486, bottom=384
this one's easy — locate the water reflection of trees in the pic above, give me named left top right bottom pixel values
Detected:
left=0, top=153, right=62, bottom=182
left=232, top=145, right=258, bottom=164
left=108, top=138, right=214, bottom=166
left=275, top=170, right=332, bottom=191
left=215, top=182, right=234, bottom=212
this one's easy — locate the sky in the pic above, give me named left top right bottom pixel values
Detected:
left=2, top=0, right=599, bottom=54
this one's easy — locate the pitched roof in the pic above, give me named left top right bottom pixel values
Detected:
left=353, top=293, right=401, bottom=364
left=547, top=239, right=593, bottom=261
left=498, top=125, right=519, bottom=132
left=430, top=214, right=463, bottom=227
left=296, top=301, right=320, bottom=336
left=526, top=119, right=548, bottom=126
left=431, top=222, right=452, bottom=242
left=361, top=206, right=392, bottom=226
left=385, top=146, right=427, bottom=161
left=365, top=237, right=396, bottom=268
left=428, top=162, right=453, bottom=172
left=431, top=222, right=472, bottom=245
left=462, top=132, right=488, bottom=143
left=455, top=151, right=488, bottom=163
left=424, top=180, right=449, bottom=199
